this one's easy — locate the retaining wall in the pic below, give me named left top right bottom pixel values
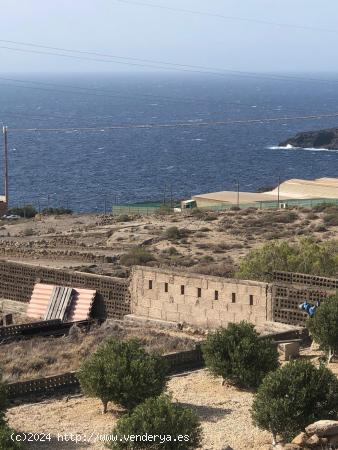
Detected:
left=6, top=347, right=204, bottom=401
left=0, top=260, right=131, bottom=319
left=131, top=266, right=272, bottom=328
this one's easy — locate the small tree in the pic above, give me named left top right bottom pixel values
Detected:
left=251, top=360, right=338, bottom=444
left=202, top=322, right=279, bottom=389
left=307, top=296, right=338, bottom=362
left=107, top=394, right=202, bottom=450
left=78, top=338, right=167, bottom=413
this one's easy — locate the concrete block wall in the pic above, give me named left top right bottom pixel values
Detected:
left=131, top=266, right=272, bottom=328
left=0, top=260, right=131, bottom=319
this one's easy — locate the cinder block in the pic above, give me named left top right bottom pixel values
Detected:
left=139, top=298, right=151, bottom=308
left=205, top=309, right=220, bottom=321
left=162, top=302, right=178, bottom=312
left=148, top=307, right=163, bottom=320
left=278, top=342, right=300, bottom=361
left=165, top=311, right=180, bottom=322
left=177, top=304, right=192, bottom=315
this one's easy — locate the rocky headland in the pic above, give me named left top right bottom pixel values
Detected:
left=279, top=128, right=338, bottom=149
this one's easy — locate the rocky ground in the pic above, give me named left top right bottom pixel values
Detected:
left=0, top=205, right=337, bottom=279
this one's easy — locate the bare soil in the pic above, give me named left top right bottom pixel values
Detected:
left=0, top=206, right=336, bottom=278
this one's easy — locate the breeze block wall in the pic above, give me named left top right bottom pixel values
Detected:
left=130, top=266, right=272, bottom=328
left=272, top=271, right=337, bottom=326
left=0, top=260, right=131, bottom=319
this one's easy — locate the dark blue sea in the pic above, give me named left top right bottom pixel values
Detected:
left=1, top=72, right=338, bottom=212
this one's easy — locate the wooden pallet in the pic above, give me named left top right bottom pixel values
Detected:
left=44, top=287, right=73, bottom=321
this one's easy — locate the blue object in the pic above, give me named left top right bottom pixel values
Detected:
left=298, top=300, right=320, bottom=317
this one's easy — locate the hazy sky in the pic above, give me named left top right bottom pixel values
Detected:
left=1, top=0, right=338, bottom=73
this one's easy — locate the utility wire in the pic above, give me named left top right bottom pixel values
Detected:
left=116, top=0, right=338, bottom=34
left=10, top=112, right=338, bottom=132
left=2, top=43, right=338, bottom=86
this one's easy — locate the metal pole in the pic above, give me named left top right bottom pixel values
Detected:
left=277, top=175, right=281, bottom=209
left=237, top=179, right=240, bottom=208
left=163, top=185, right=166, bottom=205
left=104, top=195, right=107, bottom=214
left=170, top=184, right=173, bottom=208
left=2, top=126, right=9, bottom=210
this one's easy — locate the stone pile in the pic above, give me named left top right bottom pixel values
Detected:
left=279, top=420, right=338, bottom=449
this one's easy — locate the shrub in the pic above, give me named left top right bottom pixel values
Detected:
left=22, top=228, right=35, bottom=236
left=323, top=213, right=338, bottom=227
left=0, top=425, right=23, bottom=450
left=165, top=226, right=182, bottom=240
left=202, top=322, right=279, bottom=389
left=115, top=214, right=131, bottom=223
left=120, top=247, right=155, bottom=266
left=307, top=296, right=338, bottom=362
left=78, top=338, right=168, bottom=413
left=9, top=204, right=37, bottom=218
left=0, top=374, right=22, bottom=449
left=251, top=360, right=338, bottom=443
left=107, top=394, right=202, bottom=450
left=237, top=238, right=338, bottom=281
left=162, top=246, right=179, bottom=256
left=41, top=207, right=72, bottom=216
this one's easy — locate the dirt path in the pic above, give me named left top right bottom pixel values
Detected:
left=7, top=369, right=271, bottom=450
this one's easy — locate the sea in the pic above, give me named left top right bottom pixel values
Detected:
left=1, top=72, right=338, bottom=213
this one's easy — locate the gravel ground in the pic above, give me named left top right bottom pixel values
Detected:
left=7, top=369, right=271, bottom=450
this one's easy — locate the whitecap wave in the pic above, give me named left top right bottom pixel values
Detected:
left=268, top=144, right=294, bottom=150
left=268, top=144, right=338, bottom=152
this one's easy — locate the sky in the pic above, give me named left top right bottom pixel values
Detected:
left=1, top=0, right=338, bottom=74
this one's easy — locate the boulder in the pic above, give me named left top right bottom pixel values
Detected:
left=291, top=432, right=307, bottom=446
left=305, top=420, right=338, bottom=437
left=304, top=434, right=320, bottom=448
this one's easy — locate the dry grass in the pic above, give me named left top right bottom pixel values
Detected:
left=0, top=322, right=197, bottom=382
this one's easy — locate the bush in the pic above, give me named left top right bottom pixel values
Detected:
left=42, top=207, right=72, bottom=216
left=251, top=360, right=338, bottom=443
left=120, top=247, right=155, bottom=266
left=307, top=296, right=338, bottom=362
left=0, top=425, right=24, bottom=450
left=202, top=322, right=279, bottom=389
left=78, top=338, right=168, bottom=413
left=115, top=214, right=131, bottom=223
left=237, top=238, right=338, bottom=281
left=0, top=374, right=22, bottom=449
left=9, top=204, right=37, bottom=218
left=165, top=226, right=182, bottom=240
left=22, top=228, right=35, bottom=236
left=107, top=394, right=202, bottom=450
left=323, top=213, right=338, bottom=227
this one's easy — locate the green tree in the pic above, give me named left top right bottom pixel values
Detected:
left=307, top=296, right=338, bottom=362
left=202, top=322, right=279, bottom=389
left=107, top=394, right=202, bottom=450
left=78, top=338, right=167, bottom=413
left=237, top=238, right=338, bottom=281
left=251, top=360, right=338, bottom=444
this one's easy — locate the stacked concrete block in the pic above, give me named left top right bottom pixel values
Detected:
left=130, top=266, right=271, bottom=329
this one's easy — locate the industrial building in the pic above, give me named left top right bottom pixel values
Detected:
left=191, top=177, right=338, bottom=208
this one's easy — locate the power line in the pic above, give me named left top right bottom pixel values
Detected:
left=115, top=0, right=338, bottom=34
left=9, top=111, right=338, bottom=132
left=2, top=43, right=338, bottom=86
